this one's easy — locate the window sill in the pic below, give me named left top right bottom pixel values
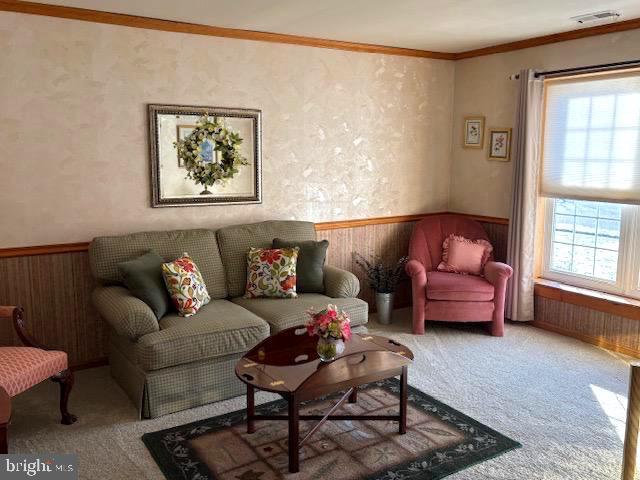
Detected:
left=534, top=278, right=640, bottom=321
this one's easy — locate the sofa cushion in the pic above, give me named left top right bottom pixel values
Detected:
left=273, top=238, right=329, bottom=293
left=245, top=247, right=299, bottom=298
left=89, top=229, right=228, bottom=299
left=137, top=299, right=269, bottom=371
left=437, top=234, right=493, bottom=276
left=426, top=271, right=494, bottom=302
left=162, top=253, right=211, bottom=316
left=117, top=251, right=172, bottom=320
left=217, top=221, right=317, bottom=298
left=231, top=293, right=368, bottom=333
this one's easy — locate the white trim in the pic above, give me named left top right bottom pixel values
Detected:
left=540, top=197, right=640, bottom=300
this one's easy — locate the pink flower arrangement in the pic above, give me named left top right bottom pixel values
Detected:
left=306, top=304, right=352, bottom=341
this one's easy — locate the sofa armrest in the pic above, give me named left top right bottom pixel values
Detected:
left=323, top=265, right=360, bottom=298
left=92, top=286, right=159, bottom=340
left=483, top=261, right=513, bottom=287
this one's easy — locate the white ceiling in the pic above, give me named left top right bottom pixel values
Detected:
left=30, top=0, right=640, bottom=53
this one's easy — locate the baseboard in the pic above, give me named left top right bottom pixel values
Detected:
left=70, top=357, right=108, bottom=371
left=531, top=321, right=640, bottom=358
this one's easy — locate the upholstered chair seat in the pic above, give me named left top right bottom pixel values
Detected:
left=0, top=347, right=68, bottom=397
left=426, top=272, right=494, bottom=302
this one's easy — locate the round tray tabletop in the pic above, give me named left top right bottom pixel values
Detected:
left=235, top=326, right=414, bottom=396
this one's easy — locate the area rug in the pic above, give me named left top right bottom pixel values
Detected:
left=143, top=379, right=520, bottom=480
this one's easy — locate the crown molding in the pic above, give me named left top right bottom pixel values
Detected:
left=455, top=16, right=640, bottom=59
left=2, top=0, right=640, bottom=60
left=0, top=0, right=455, bottom=59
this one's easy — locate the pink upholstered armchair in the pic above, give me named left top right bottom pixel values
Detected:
left=406, top=215, right=513, bottom=336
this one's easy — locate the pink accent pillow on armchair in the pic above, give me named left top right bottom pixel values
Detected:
left=437, top=234, right=493, bottom=276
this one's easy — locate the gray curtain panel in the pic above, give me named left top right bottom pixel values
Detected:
left=506, top=69, right=543, bottom=322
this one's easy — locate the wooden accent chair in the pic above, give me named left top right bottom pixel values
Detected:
left=0, top=386, right=9, bottom=454
left=0, top=306, right=77, bottom=453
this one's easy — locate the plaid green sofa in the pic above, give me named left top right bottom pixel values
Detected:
left=88, top=221, right=368, bottom=418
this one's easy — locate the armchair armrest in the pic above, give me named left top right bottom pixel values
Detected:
left=323, top=265, right=360, bottom=298
left=92, top=286, right=159, bottom=340
left=0, top=306, right=48, bottom=349
left=405, top=260, right=426, bottom=278
left=483, top=261, right=513, bottom=286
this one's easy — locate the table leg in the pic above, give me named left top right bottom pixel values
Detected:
left=247, top=384, right=255, bottom=434
left=288, top=396, right=299, bottom=473
left=399, top=366, right=408, bottom=434
left=348, top=387, right=358, bottom=404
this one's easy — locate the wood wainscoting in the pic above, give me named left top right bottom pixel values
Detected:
left=0, top=212, right=509, bottom=369
left=533, top=296, right=640, bottom=358
left=0, top=251, right=107, bottom=368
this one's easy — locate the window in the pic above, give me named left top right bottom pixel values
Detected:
left=540, top=71, right=640, bottom=298
left=542, top=198, right=640, bottom=297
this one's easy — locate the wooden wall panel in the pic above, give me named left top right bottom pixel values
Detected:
left=533, top=296, right=640, bottom=357
left=317, top=221, right=415, bottom=311
left=0, top=252, right=108, bottom=367
left=479, top=221, right=508, bottom=263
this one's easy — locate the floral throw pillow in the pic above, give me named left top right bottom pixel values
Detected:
left=162, top=253, right=210, bottom=317
left=244, top=247, right=299, bottom=299
left=437, top=234, right=493, bottom=276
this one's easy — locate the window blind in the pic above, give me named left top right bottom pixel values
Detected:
left=540, top=70, right=640, bottom=204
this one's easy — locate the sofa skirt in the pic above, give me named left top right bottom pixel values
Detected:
left=109, top=338, right=245, bottom=419
left=108, top=324, right=369, bottom=419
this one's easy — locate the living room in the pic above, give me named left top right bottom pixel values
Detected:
left=1, top=0, right=640, bottom=478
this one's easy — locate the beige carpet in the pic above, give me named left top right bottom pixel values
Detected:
left=8, top=308, right=632, bottom=479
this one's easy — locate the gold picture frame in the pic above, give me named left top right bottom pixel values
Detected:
left=463, top=116, right=485, bottom=148
left=487, top=127, right=512, bottom=161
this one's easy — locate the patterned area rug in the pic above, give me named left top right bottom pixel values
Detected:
left=143, top=379, right=520, bottom=479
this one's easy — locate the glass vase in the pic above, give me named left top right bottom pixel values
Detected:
left=316, top=336, right=345, bottom=362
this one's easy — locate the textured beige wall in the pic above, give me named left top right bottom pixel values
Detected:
left=0, top=12, right=454, bottom=248
left=449, top=29, right=640, bottom=219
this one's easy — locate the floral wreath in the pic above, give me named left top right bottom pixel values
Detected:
left=174, top=114, right=248, bottom=191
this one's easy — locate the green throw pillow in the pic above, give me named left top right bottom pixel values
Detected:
left=272, top=238, right=329, bottom=293
left=117, top=251, right=172, bottom=320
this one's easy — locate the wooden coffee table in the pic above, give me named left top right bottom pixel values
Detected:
left=235, top=326, right=414, bottom=473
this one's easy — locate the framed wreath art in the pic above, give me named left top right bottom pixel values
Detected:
left=149, top=104, right=262, bottom=207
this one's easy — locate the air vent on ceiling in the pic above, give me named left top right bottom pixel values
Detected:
left=571, top=10, right=621, bottom=24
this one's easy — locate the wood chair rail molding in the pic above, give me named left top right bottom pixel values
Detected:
left=0, top=211, right=509, bottom=258
left=1, top=0, right=640, bottom=60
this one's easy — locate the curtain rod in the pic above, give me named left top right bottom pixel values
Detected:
left=509, top=59, right=640, bottom=80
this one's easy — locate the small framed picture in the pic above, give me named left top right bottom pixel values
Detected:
left=487, top=128, right=512, bottom=161
left=463, top=116, right=485, bottom=148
